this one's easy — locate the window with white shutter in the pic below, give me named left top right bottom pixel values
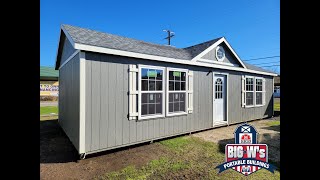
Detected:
left=128, top=65, right=138, bottom=120
left=242, top=75, right=266, bottom=108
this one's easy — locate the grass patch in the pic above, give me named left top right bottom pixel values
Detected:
left=96, top=157, right=190, bottom=180
left=40, top=106, right=58, bottom=115
left=98, top=136, right=280, bottom=179
left=266, top=120, right=280, bottom=126
left=274, top=102, right=280, bottom=111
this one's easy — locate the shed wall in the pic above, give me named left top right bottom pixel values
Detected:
left=83, top=52, right=273, bottom=153
left=58, top=53, right=80, bottom=151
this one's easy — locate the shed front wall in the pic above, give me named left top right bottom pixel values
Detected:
left=83, top=52, right=273, bottom=153
left=58, top=53, right=80, bottom=152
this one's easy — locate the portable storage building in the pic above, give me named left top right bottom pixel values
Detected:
left=55, top=24, right=277, bottom=157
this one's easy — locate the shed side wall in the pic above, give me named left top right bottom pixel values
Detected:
left=84, top=52, right=273, bottom=153
left=59, top=53, right=80, bottom=151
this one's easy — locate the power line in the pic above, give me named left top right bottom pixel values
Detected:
left=243, top=55, right=280, bottom=61
left=252, top=61, right=280, bottom=66
left=260, top=65, right=280, bottom=67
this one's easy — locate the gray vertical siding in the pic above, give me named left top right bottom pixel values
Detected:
left=227, top=73, right=273, bottom=124
left=84, top=52, right=213, bottom=153
left=201, top=43, right=241, bottom=66
left=80, top=52, right=273, bottom=154
left=60, top=37, right=76, bottom=65
left=58, top=53, right=80, bottom=151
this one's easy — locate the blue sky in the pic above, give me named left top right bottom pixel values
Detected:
left=41, top=0, right=279, bottom=73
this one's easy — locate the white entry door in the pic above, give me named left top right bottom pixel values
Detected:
left=213, top=74, right=226, bottom=123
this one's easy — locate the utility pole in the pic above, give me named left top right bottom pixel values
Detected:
left=163, top=30, right=175, bottom=45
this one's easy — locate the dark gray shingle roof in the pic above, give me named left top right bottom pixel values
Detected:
left=242, top=62, right=276, bottom=74
left=62, top=24, right=274, bottom=74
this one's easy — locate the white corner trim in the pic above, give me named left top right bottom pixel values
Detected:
left=79, top=51, right=86, bottom=154
left=74, top=43, right=277, bottom=76
left=59, top=50, right=80, bottom=70
left=191, top=37, right=247, bottom=69
left=197, top=58, right=239, bottom=67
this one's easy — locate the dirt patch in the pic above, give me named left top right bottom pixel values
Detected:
left=192, top=119, right=280, bottom=167
left=40, top=120, right=170, bottom=180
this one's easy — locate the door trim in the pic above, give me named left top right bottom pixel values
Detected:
left=213, top=72, right=229, bottom=126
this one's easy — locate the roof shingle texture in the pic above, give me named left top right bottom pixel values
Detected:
left=62, top=24, right=274, bottom=74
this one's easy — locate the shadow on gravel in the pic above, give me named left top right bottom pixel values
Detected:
left=40, top=120, right=78, bottom=163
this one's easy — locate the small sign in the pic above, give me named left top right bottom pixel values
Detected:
left=148, top=71, right=157, bottom=77
left=173, top=71, right=181, bottom=77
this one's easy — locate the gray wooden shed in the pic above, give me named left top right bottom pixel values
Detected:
left=55, top=24, right=277, bottom=158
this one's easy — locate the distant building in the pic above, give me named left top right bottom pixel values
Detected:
left=274, top=75, right=280, bottom=97
left=40, top=66, right=59, bottom=99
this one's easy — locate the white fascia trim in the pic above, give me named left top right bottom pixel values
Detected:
left=74, top=43, right=277, bottom=76
left=197, top=58, right=239, bottom=67
left=59, top=50, right=80, bottom=70
left=191, top=38, right=225, bottom=61
left=79, top=51, right=86, bottom=154
left=191, top=37, right=247, bottom=69
left=55, top=25, right=77, bottom=69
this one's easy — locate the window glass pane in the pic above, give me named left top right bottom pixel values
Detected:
left=142, top=104, right=148, bottom=115
left=141, top=68, right=148, bottom=79
left=142, top=80, right=148, bottom=91
left=246, top=92, right=254, bottom=105
left=149, top=93, right=155, bottom=103
left=180, top=101, right=185, bottom=111
left=174, top=93, right=179, bottom=101
left=169, top=103, right=173, bottom=112
left=175, top=81, right=180, bottom=90
left=179, top=93, right=185, bottom=102
left=149, top=80, right=155, bottom=91
left=169, top=81, right=174, bottom=91
left=156, top=70, right=163, bottom=80
left=174, top=102, right=179, bottom=112
left=174, top=71, right=181, bottom=81
left=256, top=92, right=262, bottom=105
left=149, top=104, right=155, bottom=114
left=156, top=104, right=162, bottom=114
left=156, top=93, right=162, bottom=103
left=148, top=69, right=156, bottom=79
left=156, top=81, right=162, bottom=90
left=181, top=82, right=186, bottom=90
left=169, top=93, right=174, bottom=102
left=169, top=71, right=174, bottom=80
left=181, top=72, right=186, bottom=81
left=142, top=93, right=148, bottom=103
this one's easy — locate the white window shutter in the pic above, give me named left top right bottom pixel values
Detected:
left=262, top=78, right=266, bottom=105
left=129, top=65, right=138, bottom=120
left=241, top=75, right=246, bottom=107
left=187, top=70, right=193, bottom=113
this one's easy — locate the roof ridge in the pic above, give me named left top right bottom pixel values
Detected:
left=183, top=37, right=223, bottom=49
left=62, top=24, right=187, bottom=51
